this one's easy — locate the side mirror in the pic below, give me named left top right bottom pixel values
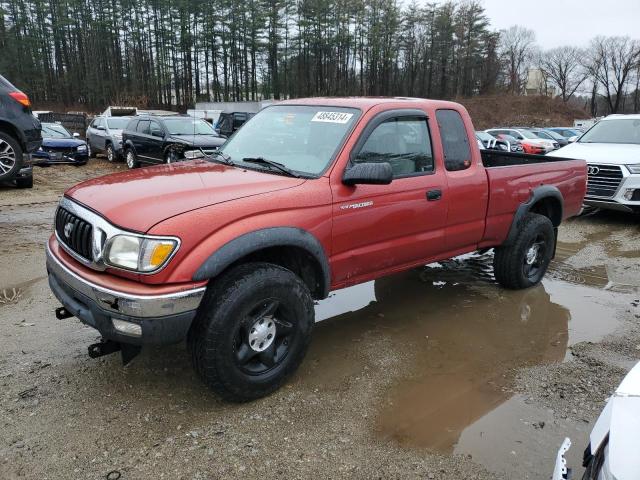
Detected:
left=151, top=130, right=164, bottom=138
left=73, top=132, right=80, bottom=138
left=343, top=162, right=393, bottom=186
left=96, top=125, right=105, bottom=131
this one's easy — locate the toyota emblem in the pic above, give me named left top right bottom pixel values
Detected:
left=588, top=165, right=600, bottom=175
left=64, top=222, right=74, bottom=238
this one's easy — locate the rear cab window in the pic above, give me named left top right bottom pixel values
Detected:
left=435, top=109, right=471, bottom=171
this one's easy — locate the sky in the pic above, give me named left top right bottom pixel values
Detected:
left=477, top=0, right=640, bottom=49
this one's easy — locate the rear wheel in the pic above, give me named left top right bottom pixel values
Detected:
left=493, top=213, right=555, bottom=289
left=0, top=132, right=23, bottom=182
left=106, top=143, right=116, bottom=162
left=188, top=262, right=314, bottom=402
left=125, top=149, right=138, bottom=169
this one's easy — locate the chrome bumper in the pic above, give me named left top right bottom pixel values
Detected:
left=46, top=244, right=205, bottom=318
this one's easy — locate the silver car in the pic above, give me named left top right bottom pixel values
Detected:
left=86, top=116, right=132, bottom=162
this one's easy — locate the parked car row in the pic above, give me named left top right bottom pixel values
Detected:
left=478, top=126, right=584, bottom=155
left=87, top=114, right=226, bottom=168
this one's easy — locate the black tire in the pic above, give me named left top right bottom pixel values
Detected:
left=15, top=175, right=33, bottom=189
left=106, top=143, right=116, bottom=162
left=125, top=148, right=138, bottom=169
left=165, top=149, right=181, bottom=164
left=0, top=131, right=23, bottom=182
left=188, top=262, right=314, bottom=402
left=493, top=213, right=555, bottom=290
left=582, top=440, right=607, bottom=480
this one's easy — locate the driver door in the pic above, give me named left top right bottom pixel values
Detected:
left=330, top=111, right=449, bottom=286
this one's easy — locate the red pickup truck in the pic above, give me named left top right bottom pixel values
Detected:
left=46, top=98, right=587, bottom=401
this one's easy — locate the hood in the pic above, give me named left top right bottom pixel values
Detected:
left=547, top=142, right=640, bottom=164
left=42, top=138, right=86, bottom=148
left=65, top=160, right=305, bottom=232
left=167, top=134, right=226, bottom=148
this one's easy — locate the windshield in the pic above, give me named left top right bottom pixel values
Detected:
left=579, top=119, right=640, bottom=145
left=42, top=123, right=72, bottom=138
left=106, top=118, right=130, bottom=130
left=163, top=118, right=216, bottom=135
left=220, top=105, right=359, bottom=176
left=533, top=131, right=553, bottom=140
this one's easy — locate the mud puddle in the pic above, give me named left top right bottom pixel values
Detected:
left=309, top=252, right=627, bottom=478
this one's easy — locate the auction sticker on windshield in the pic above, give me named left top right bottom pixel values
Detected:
left=311, top=111, right=354, bottom=124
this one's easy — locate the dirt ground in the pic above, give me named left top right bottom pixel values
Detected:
left=1, top=160, right=639, bottom=480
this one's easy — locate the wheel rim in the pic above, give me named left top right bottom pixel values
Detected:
left=126, top=151, right=134, bottom=168
left=523, top=233, right=547, bottom=281
left=0, top=139, right=17, bottom=175
left=107, top=146, right=113, bottom=161
left=234, top=298, right=295, bottom=375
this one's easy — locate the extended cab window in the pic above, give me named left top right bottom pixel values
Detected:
left=436, top=109, right=471, bottom=171
left=354, top=117, right=434, bottom=178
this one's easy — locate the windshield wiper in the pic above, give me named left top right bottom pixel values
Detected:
left=242, top=157, right=300, bottom=178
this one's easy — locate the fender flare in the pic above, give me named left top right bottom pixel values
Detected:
left=192, top=227, right=331, bottom=298
left=504, top=185, right=564, bottom=246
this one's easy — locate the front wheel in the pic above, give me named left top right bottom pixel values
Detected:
left=125, top=149, right=138, bottom=169
left=188, top=262, right=314, bottom=402
left=493, top=213, right=555, bottom=290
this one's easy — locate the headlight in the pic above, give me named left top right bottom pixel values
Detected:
left=105, top=235, right=178, bottom=272
left=627, top=164, right=640, bottom=174
left=113, top=133, right=123, bottom=140
left=184, top=150, right=205, bottom=159
left=77, top=144, right=87, bottom=152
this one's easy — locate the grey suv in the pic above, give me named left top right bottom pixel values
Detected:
left=86, top=116, right=132, bottom=162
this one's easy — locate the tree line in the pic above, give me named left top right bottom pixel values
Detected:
left=1, top=0, right=639, bottom=115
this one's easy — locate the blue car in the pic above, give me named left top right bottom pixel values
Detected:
left=32, top=122, right=89, bottom=165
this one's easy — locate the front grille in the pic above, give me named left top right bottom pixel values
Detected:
left=586, top=164, right=623, bottom=198
left=55, top=207, right=93, bottom=260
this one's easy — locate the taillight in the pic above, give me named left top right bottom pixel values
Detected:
left=8, top=91, right=31, bottom=108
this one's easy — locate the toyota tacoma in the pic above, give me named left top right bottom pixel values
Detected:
left=46, top=98, right=587, bottom=401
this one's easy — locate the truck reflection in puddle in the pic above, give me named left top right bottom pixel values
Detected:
left=307, top=253, right=619, bottom=457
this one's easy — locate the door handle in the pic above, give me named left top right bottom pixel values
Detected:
left=426, top=189, right=442, bottom=201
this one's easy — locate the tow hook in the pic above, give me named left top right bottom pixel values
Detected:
left=88, top=340, right=141, bottom=366
left=55, top=307, right=73, bottom=320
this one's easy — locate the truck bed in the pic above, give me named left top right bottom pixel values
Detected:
left=480, top=150, right=576, bottom=168
left=479, top=150, right=587, bottom=249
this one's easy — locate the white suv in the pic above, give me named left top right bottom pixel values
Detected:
left=547, top=114, right=640, bottom=213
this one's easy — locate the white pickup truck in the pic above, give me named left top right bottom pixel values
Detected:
left=548, top=114, right=640, bottom=214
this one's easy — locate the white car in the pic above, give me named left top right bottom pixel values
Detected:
left=547, top=115, right=640, bottom=214
left=485, top=128, right=558, bottom=153
left=553, top=361, right=640, bottom=480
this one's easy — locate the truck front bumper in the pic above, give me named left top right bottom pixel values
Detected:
left=46, top=244, right=206, bottom=345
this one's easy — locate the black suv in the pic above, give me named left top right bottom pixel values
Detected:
left=122, top=114, right=226, bottom=168
left=0, top=74, right=42, bottom=188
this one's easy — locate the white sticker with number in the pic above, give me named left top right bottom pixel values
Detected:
left=311, top=111, right=354, bottom=124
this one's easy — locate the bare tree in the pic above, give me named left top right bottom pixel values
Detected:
left=587, top=36, right=640, bottom=114
left=499, top=25, right=536, bottom=94
left=539, top=46, right=588, bottom=101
